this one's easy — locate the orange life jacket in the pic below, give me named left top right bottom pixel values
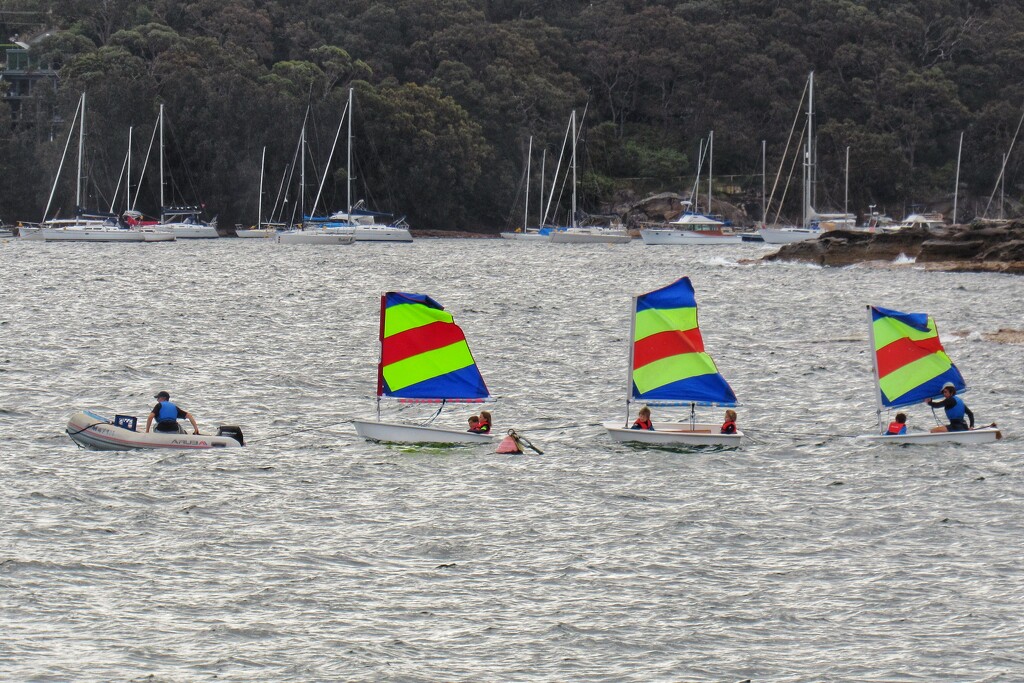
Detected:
left=633, top=418, right=653, bottom=430
left=720, top=420, right=736, bottom=434
left=886, top=421, right=906, bottom=435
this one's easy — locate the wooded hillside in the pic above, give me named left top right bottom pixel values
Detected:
left=2, top=0, right=1023, bottom=230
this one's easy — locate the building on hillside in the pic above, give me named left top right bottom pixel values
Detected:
left=2, top=29, right=59, bottom=129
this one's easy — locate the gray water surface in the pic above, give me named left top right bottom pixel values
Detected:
left=1, top=238, right=1022, bottom=681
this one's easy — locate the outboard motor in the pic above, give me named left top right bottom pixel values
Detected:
left=217, top=425, right=245, bottom=446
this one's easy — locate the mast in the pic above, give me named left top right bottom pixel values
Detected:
left=694, top=138, right=703, bottom=211
left=570, top=109, right=577, bottom=229
left=159, top=103, right=165, bottom=217
left=539, top=149, right=546, bottom=227
left=132, top=115, right=159, bottom=212
left=761, top=140, right=767, bottom=226
left=76, top=92, right=85, bottom=220
left=866, top=305, right=884, bottom=433
left=953, top=131, right=963, bottom=224
left=804, top=71, right=814, bottom=227
left=346, top=86, right=353, bottom=217
left=126, top=126, right=132, bottom=213
left=624, top=293, right=638, bottom=426
left=258, top=146, right=266, bottom=229
left=42, top=93, right=83, bottom=223
left=300, top=122, right=306, bottom=227
left=523, top=136, right=533, bottom=231
left=375, top=293, right=387, bottom=420
left=109, top=127, right=131, bottom=215
left=707, top=130, right=713, bottom=215
left=312, top=97, right=349, bottom=221
left=844, top=145, right=850, bottom=217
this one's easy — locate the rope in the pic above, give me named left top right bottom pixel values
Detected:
left=65, top=422, right=107, bottom=437
left=245, top=418, right=357, bottom=444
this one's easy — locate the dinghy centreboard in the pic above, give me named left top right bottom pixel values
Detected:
left=352, top=292, right=495, bottom=445
left=66, top=411, right=244, bottom=450
left=604, top=277, right=742, bottom=447
left=862, top=305, right=1000, bottom=444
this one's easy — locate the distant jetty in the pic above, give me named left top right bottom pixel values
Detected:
left=762, top=220, right=1024, bottom=275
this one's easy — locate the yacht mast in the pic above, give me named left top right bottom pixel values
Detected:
left=523, top=136, right=533, bottom=231
left=571, top=109, right=577, bottom=229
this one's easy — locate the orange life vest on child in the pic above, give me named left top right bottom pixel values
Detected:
left=633, top=418, right=653, bottom=430
left=886, top=421, right=906, bottom=435
left=720, top=420, right=736, bottom=434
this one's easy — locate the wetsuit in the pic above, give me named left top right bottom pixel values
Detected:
left=925, top=395, right=974, bottom=431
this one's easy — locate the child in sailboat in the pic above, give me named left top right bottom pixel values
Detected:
left=477, top=410, right=492, bottom=433
left=720, top=409, right=738, bottom=434
left=631, top=406, right=654, bottom=430
left=885, top=413, right=908, bottom=435
left=924, top=382, right=974, bottom=432
left=468, top=415, right=481, bottom=432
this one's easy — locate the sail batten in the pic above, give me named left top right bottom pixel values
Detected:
left=869, top=305, right=965, bottom=409
left=629, top=278, right=737, bottom=407
left=378, top=292, right=489, bottom=401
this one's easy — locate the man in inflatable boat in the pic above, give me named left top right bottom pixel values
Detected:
left=146, top=391, right=200, bottom=435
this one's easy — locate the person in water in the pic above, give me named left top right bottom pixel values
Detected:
left=631, top=406, right=654, bottom=430
left=924, top=382, right=974, bottom=432
left=146, top=391, right=200, bottom=434
left=477, top=410, right=492, bottom=433
left=886, top=412, right=908, bottom=435
left=720, top=409, right=738, bottom=434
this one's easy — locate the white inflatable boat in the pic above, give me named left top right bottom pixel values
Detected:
left=66, top=411, right=244, bottom=451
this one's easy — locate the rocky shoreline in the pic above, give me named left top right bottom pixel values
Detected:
left=761, top=220, right=1024, bottom=275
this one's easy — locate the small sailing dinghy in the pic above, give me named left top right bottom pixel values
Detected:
left=352, top=292, right=495, bottom=445
left=66, top=410, right=244, bottom=451
left=862, top=305, right=1001, bottom=444
left=604, top=277, right=742, bottom=447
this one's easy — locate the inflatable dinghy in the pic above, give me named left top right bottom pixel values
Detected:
left=66, top=411, right=244, bottom=451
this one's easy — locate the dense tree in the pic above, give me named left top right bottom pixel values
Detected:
left=3, top=0, right=1024, bottom=229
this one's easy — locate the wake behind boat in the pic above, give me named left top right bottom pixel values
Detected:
left=604, top=277, right=742, bottom=447
left=860, top=305, right=1001, bottom=444
left=66, top=410, right=244, bottom=450
left=352, top=291, right=496, bottom=445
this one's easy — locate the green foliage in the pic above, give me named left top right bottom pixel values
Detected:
left=3, top=0, right=1024, bottom=228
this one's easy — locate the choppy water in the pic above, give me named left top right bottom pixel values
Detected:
left=1, top=237, right=1022, bottom=682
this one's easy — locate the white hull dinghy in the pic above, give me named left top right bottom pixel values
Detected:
left=862, top=305, right=1002, bottom=445
left=352, top=420, right=493, bottom=445
left=604, top=421, right=743, bottom=447
left=604, top=277, right=741, bottom=448
left=66, top=411, right=244, bottom=451
left=354, top=291, right=495, bottom=446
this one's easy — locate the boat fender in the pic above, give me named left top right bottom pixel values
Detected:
left=496, top=430, right=523, bottom=454
left=217, top=425, right=245, bottom=446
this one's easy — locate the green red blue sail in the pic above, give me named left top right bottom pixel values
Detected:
left=377, top=292, right=489, bottom=402
left=869, top=305, right=965, bottom=408
left=630, top=277, right=737, bottom=406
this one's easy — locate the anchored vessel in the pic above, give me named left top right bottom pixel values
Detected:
left=604, top=277, right=742, bottom=447
left=352, top=292, right=494, bottom=445
left=862, top=305, right=1000, bottom=444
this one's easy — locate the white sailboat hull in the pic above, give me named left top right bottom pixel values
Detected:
left=500, top=231, right=549, bottom=241
left=640, top=229, right=742, bottom=245
left=42, top=227, right=146, bottom=242
left=276, top=231, right=355, bottom=245
left=235, top=228, right=276, bottom=238
left=352, top=226, right=413, bottom=242
left=604, top=422, right=743, bottom=447
left=550, top=229, right=631, bottom=244
left=860, top=426, right=1001, bottom=444
left=352, top=419, right=494, bottom=445
left=160, top=223, right=219, bottom=239
left=66, top=411, right=243, bottom=451
left=758, top=227, right=820, bottom=244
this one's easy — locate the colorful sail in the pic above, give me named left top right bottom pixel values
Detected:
left=377, top=292, right=489, bottom=401
left=630, top=277, right=737, bottom=406
left=869, top=305, right=965, bottom=408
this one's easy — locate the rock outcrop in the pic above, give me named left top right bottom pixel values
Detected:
left=762, top=220, right=1024, bottom=275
